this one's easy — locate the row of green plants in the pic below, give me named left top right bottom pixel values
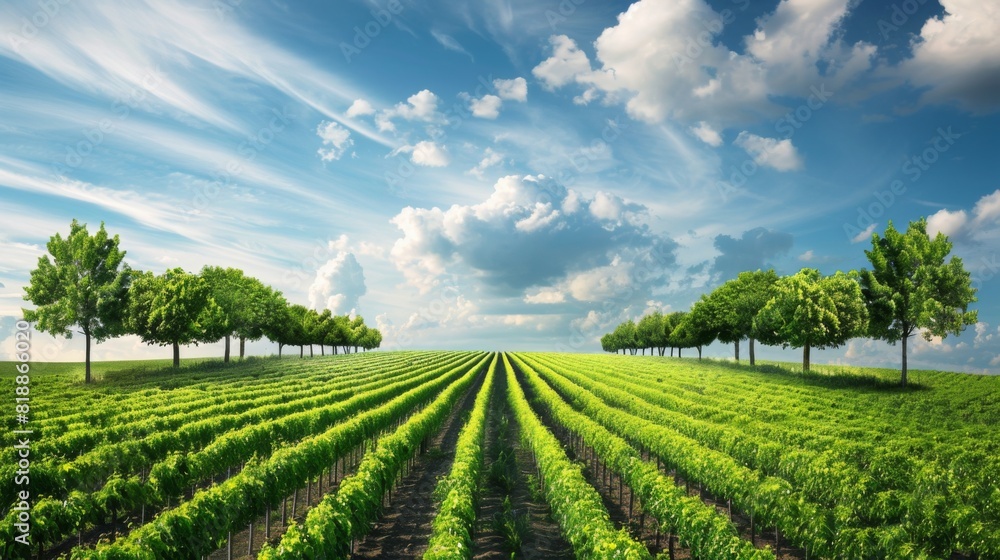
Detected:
left=22, top=220, right=383, bottom=381
left=1, top=354, right=479, bottom=557
left=256, top=354, right=492, bottom=558
left=525, top=353, right=999, bottom=558
left=542, top=353, right=1000, bottom=557
left=510, top=353, right=774, bottom=559
left=501, top=353, right=651, bottom=559
left=422, top=354, right=498, bottom=559
left=602, top=219, right=978, bottom=386
left=66, top=354, right=488, bottom=559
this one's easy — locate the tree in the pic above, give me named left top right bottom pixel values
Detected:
left=636, top=312, right=663, bottom=356
left=755, top=269, right=868, bottom=372
left=702, top=270, right=779, bottom=365
left=127, top=268, right=226, bottom=367
left=670, top=309, right=716, bottom=359
left=662, top=311, right=686, bottom=356
left=23, top=220, right=131, bottom=383
left=613, top=320, right=638, bottom=355
left=859, top=219, right=977, bottom=386
left=201, top=267, right=285, bottom=362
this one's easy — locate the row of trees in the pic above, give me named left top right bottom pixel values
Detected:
left=23, top=220, right=381, bottom=382
left=603, top=219, right=978, bottom=386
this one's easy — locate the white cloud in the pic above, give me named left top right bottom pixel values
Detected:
left=897, top=0, right=1000, bottom=112
left=494, top=77, right=528, bottom=102
left=799, top=250, right=815, bottom=262
left=470, top=94, right=503, bottom=119
left=524, top=288, right=566, bottom=304
left=532, top=35, right=594, bottom=91
left=927, top=208, right=968, bottom=238
left=566, top=257, right=634, bottom=302
left=316, top=121, right=353, bottom=161
left=468, top=147, right=504, bottom=179
left=431, top=30, right=474, bottom=61
left=927, top=189, right=1000, bottom=240
left=974, top=322, right=994, bottom=347
left=345, top=99, right=375, bottom=118
left=690, top=121, right=722, bottom=147
left=393, top=141, right=450, bottom=167
left=734, top=132, right=803, bottom=171
left=530, top=0, right=873, bottom=130
left=376, top=90, right=440, bottom=132
left=308, top=252, right=367, bottom=314
left=389, top=174, right=674, bottom=294
left=851, top=223, right=877, bottom=244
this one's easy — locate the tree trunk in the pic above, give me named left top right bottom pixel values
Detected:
left=278, top=343, right=283, bottom=358
left=670, top=347, right=674, bottom=357
left=85, top=330, right=92, bottom=384
left=749, top=337, right=756, bottom=366
left=901, top=335, right=908, bottom=387
left=300, top=345, right=304, bottom=358
left=320, top=345, right=325, bottom=356
left=309, top=344, right=314, bottom=357
left=678, top=347, right=682, bottom=358
left=240, top=336, right=246, bottom=359
left=224, top=334, right=231, bottom=363
left=734, top=340, right=740, bottom=362
left=697, top=346, right=702, bottom=359
left=173, top=341, right=180, bottom=368
left=803, top=343, right=810, bottom=372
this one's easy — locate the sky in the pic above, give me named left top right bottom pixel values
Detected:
left=0, top=0, right=998, bottom=373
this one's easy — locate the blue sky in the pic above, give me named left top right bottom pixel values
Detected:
left=1, top=0, right=998, bottom=373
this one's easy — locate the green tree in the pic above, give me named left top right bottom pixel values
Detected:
left=673, top=303, right=717, bottom=359
left=127, top=268, right=226, bottom=367
left=636, top=312, right=663, bottom=356
left=23, top=220, right=131, bottom=383
left=200, top=267, right=286, bottom=362
left=613, top=320, right=638, bottom=355
left=755, top=269, right=868, bottom=372
left=859, top=219, right=977, bottom=386
left=702, top=270, right=779, bottom=365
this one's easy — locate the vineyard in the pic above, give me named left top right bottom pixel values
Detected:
left=2, top=352, right=998, bottom=559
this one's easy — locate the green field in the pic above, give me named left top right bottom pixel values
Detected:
left=1, top=352, right=997, bottom=559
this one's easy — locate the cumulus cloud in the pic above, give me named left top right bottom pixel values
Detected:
left=470, top=94, right=503, bottom=119
left=530, top=0, right=873, bottom=130
left=468, top=148, right=504, bottom=179
left=316, top=121, right=353, bottom=161
left=345, top=99, right=375, bottom=118
left=927, top=189, right=1000, bottom=240
left=389, top=174, right=676, bottom=294
left=690, top=121, right=722, bottom=147
left=393, top=141, right=450, bottom=167
left=524, top=287, right=566, bottom=304
left=712, top=227, right=793, bottom=279
left=734, top=132, right=803, bottom=171
left=494, top=77, right=528, bottom=101
left=376, top=89, right=440, bottom=132
left=465, top=77, right=528, bottom=119
left=308, top=252, right=367, bottom=314
left=897, top=0, right=1000, bottom=112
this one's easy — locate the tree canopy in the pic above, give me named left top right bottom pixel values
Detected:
left=23, top=220, right=131, bottom=383
left=860, top=219, right=977, bottom=386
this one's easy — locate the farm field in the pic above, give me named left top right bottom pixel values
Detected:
left=2, top=351, right=998, bottom=559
